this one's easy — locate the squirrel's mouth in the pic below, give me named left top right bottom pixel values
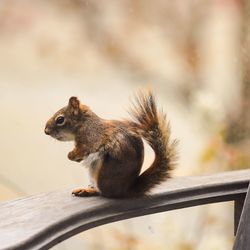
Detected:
left=55, top=135, right=65, bottom=141
left=52, top=133, right=68, bottom=141
left=54, top=132, right=75, bottom=142
left=46, top=131, right=65, bottom=141
left=45, top=126, right=75, bottom=141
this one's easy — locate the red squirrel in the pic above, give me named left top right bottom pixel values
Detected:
left=44, top=90, right=177, bottom=198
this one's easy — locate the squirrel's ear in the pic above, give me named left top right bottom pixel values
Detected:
left=68, top=96, right=80, bottom=115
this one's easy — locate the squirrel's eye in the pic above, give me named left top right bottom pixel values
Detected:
left=55, top=115, right=65, bottom=126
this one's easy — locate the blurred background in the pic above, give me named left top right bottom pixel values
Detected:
left=0, top=0, right=250, bottom=249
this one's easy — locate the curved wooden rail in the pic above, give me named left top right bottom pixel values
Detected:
left=0, top=169, right=250, bottom=250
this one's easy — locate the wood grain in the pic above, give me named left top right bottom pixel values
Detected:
left=0, top=169, right=249, bottom=250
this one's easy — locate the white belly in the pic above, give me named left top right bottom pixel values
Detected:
left=82, top=152, right=102, bottom=189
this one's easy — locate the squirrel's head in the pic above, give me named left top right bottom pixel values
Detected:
left=44, top=97, right=89, bottom=141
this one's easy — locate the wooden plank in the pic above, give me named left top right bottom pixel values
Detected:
left=0, top=169, right=249, bottom=250
left=233, top=184, right=250, bottom=250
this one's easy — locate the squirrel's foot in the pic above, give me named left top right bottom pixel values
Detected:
left=68, top=151, right=83, bottom=162
left=72, top=188, right=100, bottom=197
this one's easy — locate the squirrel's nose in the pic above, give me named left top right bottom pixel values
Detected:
left=44, top=127, right=51, bottom=135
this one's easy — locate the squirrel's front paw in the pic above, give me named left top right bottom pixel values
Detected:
left=68, top=151, right=83, bottom=162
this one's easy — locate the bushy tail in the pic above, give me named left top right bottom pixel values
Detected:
left=129, top=90, right=177, bottom=196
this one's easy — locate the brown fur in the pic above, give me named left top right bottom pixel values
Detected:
left=45, top=91, right=177, bottom=198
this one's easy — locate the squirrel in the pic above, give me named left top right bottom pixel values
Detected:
left=44, top=90, right=177, bottom=198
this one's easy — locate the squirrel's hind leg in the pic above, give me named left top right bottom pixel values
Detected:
left=72, top=187, right=100, bottom=197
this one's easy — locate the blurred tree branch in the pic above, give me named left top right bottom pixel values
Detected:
left=225, top=0, right=250, bottom=144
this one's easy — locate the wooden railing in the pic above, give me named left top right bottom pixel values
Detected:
left=0, top=169, right=249, bottom=250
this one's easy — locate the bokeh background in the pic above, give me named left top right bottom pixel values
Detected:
left=0, top=0, right=250, bottom=249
